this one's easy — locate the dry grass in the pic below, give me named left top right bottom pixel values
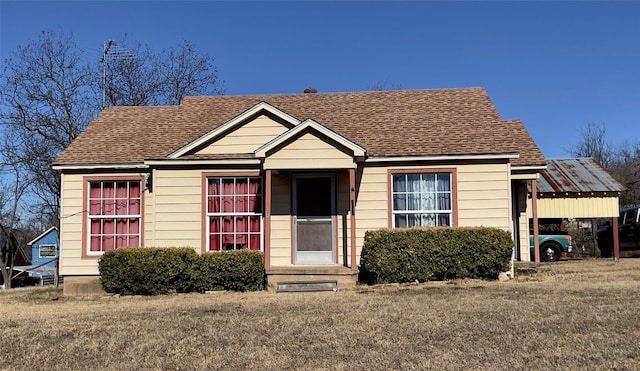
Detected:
left=2, top=259, right=640, bottom=370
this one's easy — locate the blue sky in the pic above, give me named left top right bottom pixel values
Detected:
left=1, top=1, right=639, bottom=158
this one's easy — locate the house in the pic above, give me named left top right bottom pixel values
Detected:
left=28, top=227, right=59, bottom=268
left=0, top=226, right=32, bottom=288
left=6, top=228, right=61, bottom=287
left=53, top=87, right=547, bottom=292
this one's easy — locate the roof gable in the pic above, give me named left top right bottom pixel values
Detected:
left=169, top=101, right=300, bottom=158
left=27, top=227, right=59, bottom=246
left=255, top=119, right=366, bottom=158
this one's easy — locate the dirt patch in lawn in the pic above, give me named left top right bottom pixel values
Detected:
left=1, top=258, right=639, bottom=370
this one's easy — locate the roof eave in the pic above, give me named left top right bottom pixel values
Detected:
left=144, top=158, right=262, bottom=166
left=52, top=162, right=148, bottom=171
left=365, top=152, right=520, bottom=163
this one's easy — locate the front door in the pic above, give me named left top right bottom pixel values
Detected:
left=293, top=175, right=335, bottom=264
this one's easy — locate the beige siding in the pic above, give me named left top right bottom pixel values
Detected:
left=152, top=169, right=202, bottom=248
left=527, top=196, right=620, bottom=219
left=264, top=133, right=355, bottom=170
left=354, top=166, right=389, bottom=261
left=269, top=175, right=292, bottom=266
left=457, top=164, right=511, bottom=230
left=195, top=115, right=288, bottom=155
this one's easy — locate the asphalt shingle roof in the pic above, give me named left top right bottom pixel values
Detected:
left=54, top=87, right=546, bottom=167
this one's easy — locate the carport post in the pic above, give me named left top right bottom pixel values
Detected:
left=612, top=216, right=620, bottom=261
left=532, top=179, right=540, bottom=263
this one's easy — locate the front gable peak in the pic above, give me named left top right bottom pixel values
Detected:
left=255, top=119, right=366, bottom=170
left=168, top=101, right=301, bottom=158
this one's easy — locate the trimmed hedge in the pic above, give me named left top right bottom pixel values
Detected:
left=98, top=247, right=265, bottom=295
left=200, top=250, right=265, bottom=292
left=359, top=227, right=513, bottom=284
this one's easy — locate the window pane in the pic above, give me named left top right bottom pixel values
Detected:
left=407, top=193, right=421, bottom=211
left=209, top=216, right=221, bottom=251
left=437, top=173, right=451, bottom=191
left=393, top=194, right=406, bottom=211
left=249, top=216, right=261, bottom=232
left=407, top=214, right=422, bottom=227
left=437, top=214, right=451, bottom=227
left=406, top=174, right=420, bottom=192
left=438, top=193, right=451, bottom=211
left=421, top=194, right=435, bottom=211
left=420, top=174, right=436, bottom=193
left=90, top=236, right=101, bottom=252
left=249, top=234, right=261, bottom=251
left=421, top=213, right=436, bottom=227
left=129, top=182, right=141, bottom=215
left=102, top=182, right=115, bottom=215
left=129, top=234, right=140, bottom=247
left=394, top=214, right=407, bottom=228
left=393, top=174, right=406, bottom=192
left=102, top=234, right=114, bottom=251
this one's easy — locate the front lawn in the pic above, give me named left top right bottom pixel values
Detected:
left=1, top=259, right=639, bottom=370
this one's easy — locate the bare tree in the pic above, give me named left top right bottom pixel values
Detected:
left=103, top=41, right=162, bottom=106
left=0, top=31, right=98, bottom=227
left=161, top=39, right=224, bottom=105
left=103, top=38, right=224, bottom=106
left=569, top=122, right=614, bottom=167
left=368, top=80, right=402, bottom=91
left=0, top=169, right=30, bottom=289
left=1, top=31, right=225, bottom=237
left=609, top=140, right=640, bottom=208
left=570, top=122, right=640, bottom=208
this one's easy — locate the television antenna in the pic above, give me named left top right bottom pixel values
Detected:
left=101, top=40, right=134, bottom=109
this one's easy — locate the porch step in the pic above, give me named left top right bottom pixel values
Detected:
left=276, top=280, right=338, bottom=293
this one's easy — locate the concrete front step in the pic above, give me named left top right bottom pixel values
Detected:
left=276, top=280, right=338, bottom=293
left=266, top=266, right=358, bottom=292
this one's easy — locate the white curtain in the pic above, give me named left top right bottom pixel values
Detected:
left=393, top=173, right=451, bottom=227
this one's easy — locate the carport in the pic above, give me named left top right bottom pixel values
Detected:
left=527, top=158, right=627, bottom=262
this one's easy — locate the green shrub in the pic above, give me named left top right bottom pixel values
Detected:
left=199, top=250, right=265, bottom=292
left=359, top=227, right=513, bottom=284
left=98, top=247, right=265, bottom=295
left=99, top=247, right=200, bottom=295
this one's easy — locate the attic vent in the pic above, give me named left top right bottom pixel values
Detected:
left=303, top=87, right=318, bottom=93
